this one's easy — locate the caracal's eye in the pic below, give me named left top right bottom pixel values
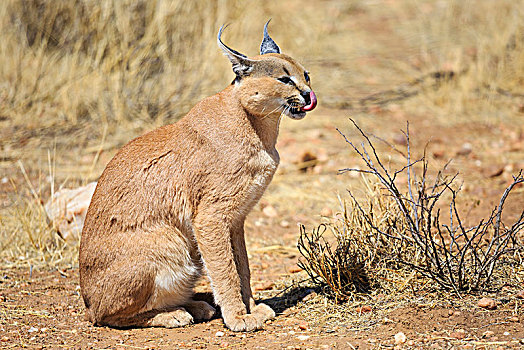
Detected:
left=304, top=71, right=310, bottom=83
left=277, top=76, right=294, bottom=85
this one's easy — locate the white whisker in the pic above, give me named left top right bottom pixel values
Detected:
left=261, top=104, right=286, bottom=120
left=278, top=106, right=286, bottom=123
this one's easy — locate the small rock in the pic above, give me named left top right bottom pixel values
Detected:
left=382, top=317, right=394, bottom=324
left=394, top=332, right=407, bottom=344
left=356, top=305, right=372, bottom=313
left=255, top=281, right=275, bottom=291
left=28, top=326, right=39, bottom=333
left=486, top=166, right=504, bottom=178
left=44, top=182, right=97, bottom=240
left=262, top=205, right=278, bottom=218
left=478, top=297, right=497, bottom=309
left=368, top=106, right=383, bottom=115
left=298, top=321, right=308, bottom=330
left=298, top=151, right=317, bottom=172
left=509, top=316, right=519, bottom=322
left=456, top=142, right=472, bottom=156
left=1, top=336, right=9, bottom=342
left=215, top=331, right=225, bottom=337
left=503, top=331, right=510, bottom=336
left=320, top=207, right=333, bottom=217
left=504, top=164, right=515, bottom=173
left=288, top=265, right=303, bottom=273
left=220, top=342, right=229, bottom=347
left=516, top=290, right=524, bottom=299
left=450, top=329, right=466, bottom=340
left=432, top=149, right=445, bottom=159
left=482, top=330, right=495, bottom=338
left=279, top=220, right=291, bottom=228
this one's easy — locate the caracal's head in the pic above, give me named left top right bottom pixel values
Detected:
left=218, top=21, right=317, bottom=120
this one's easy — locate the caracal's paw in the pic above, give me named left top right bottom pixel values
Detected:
left=148, top=308, right=194, bottom=328
left=185, top=300, right=216, bottom=321
left=252, top=302, right=276, bottom=320
left=224, top=303, right=275, bottom=332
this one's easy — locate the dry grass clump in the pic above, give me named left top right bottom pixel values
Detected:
left=298, top=224, right=370, bottom=302
left=0, top=168, right=77, bottom=268
left=298, top=120, right=524, bottom=300
left=0, top=198, right=75, bottom=269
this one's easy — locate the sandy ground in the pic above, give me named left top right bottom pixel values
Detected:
left=2, top=106, right=524, bottom=349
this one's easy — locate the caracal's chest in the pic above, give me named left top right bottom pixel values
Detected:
left=236, top=148, right=279, bottom=217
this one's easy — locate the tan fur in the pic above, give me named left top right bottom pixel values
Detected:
left=79, top=28, right=315, bottom=331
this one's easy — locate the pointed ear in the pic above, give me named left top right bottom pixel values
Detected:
left=217, top=25, right=256, bottom=77
left=260, top=19, right=281, bottom=55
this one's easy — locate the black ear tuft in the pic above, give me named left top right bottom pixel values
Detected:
left=260, top=20, right=281, bottom=55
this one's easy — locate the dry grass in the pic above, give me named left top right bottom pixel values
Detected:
left=1, top=0, right=523, bottom=269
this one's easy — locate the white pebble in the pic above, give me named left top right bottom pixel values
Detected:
left=297, top=335, right=310, bottom=341
left=215, top=331, right=224, bottom=337
left=394, top=332, right=407, bottom=344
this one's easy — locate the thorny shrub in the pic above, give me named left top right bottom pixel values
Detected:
left=298, top=120, right=524, bottom=301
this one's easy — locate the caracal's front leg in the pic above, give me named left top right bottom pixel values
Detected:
left=194, top=212, right=273, bottom=331
left=231, top=222, right=275, bottom=320
left=231, top=222, right=253, bottom=309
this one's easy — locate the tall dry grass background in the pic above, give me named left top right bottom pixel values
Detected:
left=0, top=0, right=523, bottom=268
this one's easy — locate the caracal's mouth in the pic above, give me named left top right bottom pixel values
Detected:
left=284, top=90, right=317, bottom=120
left=285, top=106, right=307, bottom=120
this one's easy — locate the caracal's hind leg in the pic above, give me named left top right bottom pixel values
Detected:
left=86, top=225, right=205, bottom=329
left=184, top=300, right=216, bottom=321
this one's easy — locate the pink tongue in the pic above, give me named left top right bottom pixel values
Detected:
left=300, top=91, right=317, bottom=112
